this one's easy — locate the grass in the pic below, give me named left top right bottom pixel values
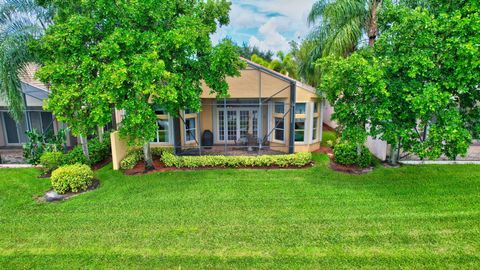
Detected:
left=1, top=153, right=480, bottom=269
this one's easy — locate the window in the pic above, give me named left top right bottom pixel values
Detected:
left=184, top=108, right=195, bottom=115
left=155, top=108, right=167, bottom=115
left=295, top=103, right=306, bottom=114
left=294, top=118, right=305, bottom=142
left=274, top=102, right=284, bottom=114
left=274, top=117, right=284, bottom=141
left=185, top=117, right=196, bottom=142
left=312, top=117, right=318, bottom=141
left=153, top=119, right=169, bottom=143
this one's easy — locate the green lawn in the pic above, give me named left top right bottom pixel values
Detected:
left=1, top=153, right=480, bottom=269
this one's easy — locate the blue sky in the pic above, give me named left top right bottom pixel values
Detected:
left=212, top=0, right=315, bottom=53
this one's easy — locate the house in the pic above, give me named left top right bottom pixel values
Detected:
left=0, top=65, right=67, bottom=147
left=110, top=59, right=326, bottom=169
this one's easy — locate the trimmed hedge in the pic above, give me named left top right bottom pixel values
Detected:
left=161, top=151, right=312, bottom=169
left=120, top=147, right=174, bottom=170
left=333, top=143, right=373, bottom=168
left=51, top=164, right=94, bottom=194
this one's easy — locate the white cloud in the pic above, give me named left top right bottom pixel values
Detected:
left=211, top=0, right=315, bottom=52
left=248, top=17, right=291, bottom=52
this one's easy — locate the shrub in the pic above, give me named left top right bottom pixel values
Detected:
left=333, top=142, right=372, bottom=168
left=120, top=147, right=174, bottom=170
left=63, top=146, right=89, bottom=165
left=51, top=164, right=94, bottom=194
left=321, top=131, right=338, bottom=147
left=39, top=151, right=64, bottom=174
left=161, top=152, right=312, bottom=169
left=120, top=148, right=143, bottom=170
left=23, top=128, right=67, bottom=165
left=88, top=136, right=111, bottom=165
left=151, top=147, right=174, bottom=157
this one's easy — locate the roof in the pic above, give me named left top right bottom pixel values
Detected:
left=19, top=64, right=50, bottom=101
left=241, top=57, right=318, bottom=94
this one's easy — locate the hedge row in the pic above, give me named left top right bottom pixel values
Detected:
left=161, top=151, right=312, bottom=169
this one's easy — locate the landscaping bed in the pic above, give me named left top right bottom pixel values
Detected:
left=121, top=148, right=313, bottom=175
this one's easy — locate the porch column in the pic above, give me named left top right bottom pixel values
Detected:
left=288, top=82, right=296, bottom=154
left=173, top=115, right=181, bottom=155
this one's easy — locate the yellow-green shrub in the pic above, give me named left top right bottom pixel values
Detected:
left=51, top=164, right=94, bottom=194
left=161, top=152, right=312, bottom=168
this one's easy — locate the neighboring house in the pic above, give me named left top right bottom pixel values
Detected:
left=110, top=59, right=326, bottom=169
left=0, top=65, right=64, bottom=148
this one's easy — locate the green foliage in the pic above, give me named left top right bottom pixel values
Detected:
left=23, top=128, right=66, bottom=165
left=319, top=50, right=387, bottom=146
left=37, top=1, right=245, bottom=148
left=161, top=152, right=312, bottom=169
left=119, top=148, right=143, bottom=170
left=250, top=51, right=299, bottom=80
left=120, top=147, right=174, bottom=170
left=62, top=135, right=111, bottom=166
left=87, top=135, right=111, bottom=165
left=62, top=146, right=88, bottom=166
left=50, top=164, right=93, bottom=194
left=333, top=143, right=373, bottom=168
left=308, top=0, right=381, bottom=57
left=235, top=41, right=274, bottom=61
left=39, top=151, right=64, bottom=174
left=0, top=0, right=52, bottom=121
left=321, top=131, right=338, bottom=147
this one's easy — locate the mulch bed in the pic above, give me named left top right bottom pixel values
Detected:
left=35, top=179, right=100, bottom=203
left=123, top=156, right=314, bottom=176
left=91, top=157, right=112, bottom=171
left=329, top=161, right=373, bottom=174
left=315, top=146, right=373, bottom=174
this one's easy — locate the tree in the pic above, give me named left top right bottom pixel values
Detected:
left=319, top=1, right=478, bottom=164
left=235, top=42, right=274, bottom=61
left=37, top=0, right=245, bottom=170
left=290, top=40, right=321, bottom=87
left=250, top=51, right=299, bottom=80
left=0, top=0, right=52, bottom=121
left=308, top=0, right=382, bottom=57
left=319, top=50, right=389, bottom=156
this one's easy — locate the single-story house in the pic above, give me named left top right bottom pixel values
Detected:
left=110, top=59, right=326, bottom=169
left=0, top=65, right=65, bottom=148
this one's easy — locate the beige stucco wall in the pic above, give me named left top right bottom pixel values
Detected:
left=111, top=131, right=128, bottom=170
left=201, top=69, right=290, bottom=99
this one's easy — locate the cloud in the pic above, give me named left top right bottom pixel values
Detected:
left=248, top=17, right=291, bottom=52
left=212, top=0, right=314, bottom=52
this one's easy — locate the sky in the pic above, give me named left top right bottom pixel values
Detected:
left=211, top=0, right=315, bottom=53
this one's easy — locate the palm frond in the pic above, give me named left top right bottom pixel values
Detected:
left=0, top=0, right=52, bottom=121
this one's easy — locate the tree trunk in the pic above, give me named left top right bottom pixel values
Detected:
left=368, top=0, right=378, bottom=47
left=143, top=142, right=154, bottom=171
left=389, top=142, right=399, bottom=166
left=98, top=126, right=104, bottom=143
left=79, top=134, right=90, bottom=160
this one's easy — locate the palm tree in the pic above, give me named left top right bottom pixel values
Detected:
left=308, top=0, right=382, bottom=57
left=0, top=0, right=52, bottom=121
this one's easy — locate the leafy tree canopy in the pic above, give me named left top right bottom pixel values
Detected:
left=319, top=0, right=479, bottom=161
left=36, top=0, right=245, bottom=145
